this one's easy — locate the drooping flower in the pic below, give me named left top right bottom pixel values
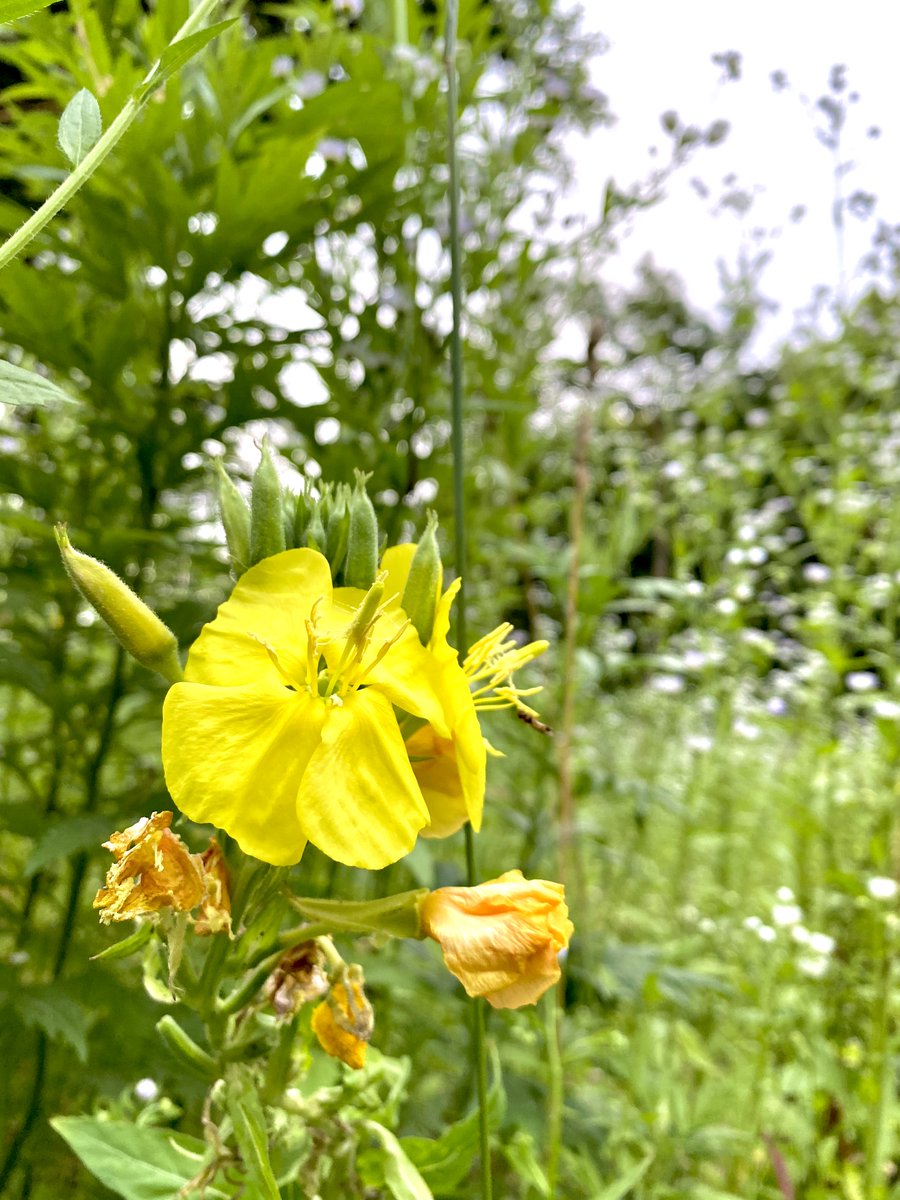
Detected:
left=162, top=548, right=469, bottom=869
left=381, top=545, right=547, bottom=838
left=265, top=941, right=329, bottom=1016
left=418, top=870, right=573, bottom=1009
left=311, top=968, right=373, bottom=1070
left=93, top=811, right=204, bottom=924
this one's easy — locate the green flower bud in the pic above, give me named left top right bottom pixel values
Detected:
left=55, top=526, right=182, bottom=683
left=249, top=438, right=286, bottom=566
left=214, top=461, right=251, bottom=577
left=282, top=490, right=298, bottom=550
left=305, top=503, right=327, bottom=553
left=156, top=1015, right=218, bottom=1076
left=293, top=487, right=311, bottom=547
left=345, top=469, right=378, bottom=590
left=401, top=511, right=442, bottom=644
left=326, top=483, right=350, bottom=576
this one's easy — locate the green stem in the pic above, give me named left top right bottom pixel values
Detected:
left=0, top=0, right=223, bottom=273
left=544, top=991, right=564, bottom=1193
left=444, top=5, right=490, bottom=1196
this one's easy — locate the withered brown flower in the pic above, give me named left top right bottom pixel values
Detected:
left=93, top=811, right=204, bottom=924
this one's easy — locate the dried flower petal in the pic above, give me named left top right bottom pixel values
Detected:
left=93, top=811, right=204, bottom=924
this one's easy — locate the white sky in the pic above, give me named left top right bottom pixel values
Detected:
left=562, top=2, right=900, bottom=358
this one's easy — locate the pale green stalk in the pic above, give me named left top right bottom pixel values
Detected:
left=0, top=0, right=224, bottom=272
left=444, top=3, right=491, bottom=1196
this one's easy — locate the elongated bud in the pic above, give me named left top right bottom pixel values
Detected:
left=249, top=438, right=286, bottom=566
left=347, top=577, right=385, bottom=644
left=286, top=889, right=428, bottom=938
left=293, top=488, right=311, bottom=547
left=305, top=503, right=326, bottom=553
left=402, top=512, right=442, bottom=644
left=55, top=526, right=182, bottom=683
left=156, top=1015, right=218, bottom=1076
left=282, top=490, right=298, bottom=550
left=326, top=483, right=350, bottom=576
left=215, top=462, right=251, bottom=577
left=345, top=470, right=377, bottom=589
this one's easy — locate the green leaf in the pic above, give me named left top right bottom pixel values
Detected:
left=0, top=361, right=76, bottom=408
left=595, top=1155, right=655, bottom=1200
left=366, top=1122, right=433, bottom=1200
left=51, top=1117, right=236, bottom=1200
left=142, top=20, right=238, bottom=98
left=18, top=990, right=89, bottom=1061
left=25, top=814, right=114, bottom=876
left=58, top=89, right=103, bottom=167
left=91, top=921, right=155, bottom=962
left=0, top=0, right=54, bottom=21
left=226, top=1064, right=282, bottom=1200
left=503, top=1131, right=549, bottom=1197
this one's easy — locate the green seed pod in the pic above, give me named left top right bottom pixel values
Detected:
left=326, top=483, right=350, bottom=576
left=55, top=526, right=183, bottom=683
left=282, top=490, right=298, bottom=550
left=249, top=438, right=286, bottom=566
left=214, top=461, right=251, bottom=577
left=305, top=502, right=327, bottom=554
left=401, top=511, right=442, bottom=644
left=345, top=469, right=378, bottom=590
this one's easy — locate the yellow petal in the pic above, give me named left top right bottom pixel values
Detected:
left=379, top=543, right=418, bottom=608
left=429, top=577, right=461, bottom=662
left=298, top=689, right=429, bottom=869
left=162, top=681, right=324, bottom=865
left=185, top=549, right=333, bottom=688
left=406, top=726, right=469, bottom=839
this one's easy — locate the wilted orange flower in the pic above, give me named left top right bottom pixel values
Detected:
left=93, top=811, right=204, bottom=924
left=194, top=840, right=232, bottom=937
left=311, top=970, right=373, bottom=1070
left=419, top=869, right=573, bottom=1009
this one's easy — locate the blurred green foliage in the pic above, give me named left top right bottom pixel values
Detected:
left=4, top=0, right=900, bottom=1197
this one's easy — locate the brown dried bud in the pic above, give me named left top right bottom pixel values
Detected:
left=265, top=941, right=329, bottom=1017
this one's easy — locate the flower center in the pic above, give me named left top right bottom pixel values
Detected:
left=304, top=576, right=409, bottom=702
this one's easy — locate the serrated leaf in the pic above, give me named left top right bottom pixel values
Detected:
left=58, top=89, right=102, bottom=167
left=25, top=813, right=114, bottom=876
left=366, top=1122, right=432, bottom=1200
left=51, top=1117, right=236, bottom=1200
left=0, top=361, right=76, bottom=408
left=0, top=0, right=54, bottom=21
left=141, top=20, right=237, bottom=98
left=18, top=990, right=89, bottom=1061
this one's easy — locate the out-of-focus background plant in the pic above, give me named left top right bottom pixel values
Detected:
left=4, top=0, right=900, bottom=1196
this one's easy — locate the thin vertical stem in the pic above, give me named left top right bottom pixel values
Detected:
left=444, top=4, right=491, bottom=1197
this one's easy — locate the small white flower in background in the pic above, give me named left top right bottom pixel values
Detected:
left=734, top=718, right=761, bottom=741
left=134, top=1078, right=159, bottom=1103
left=757, top=924, right=777, bottom=943
left=798, top=955, right=829, bottom=979
left=791, top=925, right=811, bottom=945
left=333, top=0, right=363, bottom=17
left=698, top=917, right=717, bottom=934
left=747, top=546, right=768, bottom=565
left=682, top=649, right=707, bottom=670
left=662, top=459, right=685, bottom=479
left=776, top=886, right=795, bottom=903
left=685, top=580, right=704, bottom=597
left=803, top=562, right=832, bottom=584
left=808, top=932, right=836, bottom=956
left=868, top=876, right=898, bottom=901
left=726, top=548, right=746, bottom=566
left=687, top=734, right=713, bottom=753
left=846, top=671, right=879, bottom=693
left=316, top=137, right=348, bottom=163
left=679, top=904, right=700, bottom=922
left=772, top=903, right=803, bottom=927
left=743, top=915, right=762, bottom=931
left=766, top=696, right=788, bottom=716
left=873, top=699, right=900, bottom=720
left=716, top=597, right=738, bottom=616
left=649, top=674, right=685, bottom=695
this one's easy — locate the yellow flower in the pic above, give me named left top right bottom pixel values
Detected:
left=381, top=545, right=546, bottom=838
left=162, top=548, right=461, bottom=869
left=418, top=870, right=573, bottom=1009
left=311, top=972, right=373, bottom=1070
left=93, top=811, right=204, bottom=923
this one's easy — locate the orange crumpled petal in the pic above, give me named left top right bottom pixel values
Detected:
left=418, top=869, right=573, bottom=1009
left=93, top=811, right=205, bottom=924
left=193, top=839, right=233, bottom=937
left=311, top=977, right=373, bottom=1070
